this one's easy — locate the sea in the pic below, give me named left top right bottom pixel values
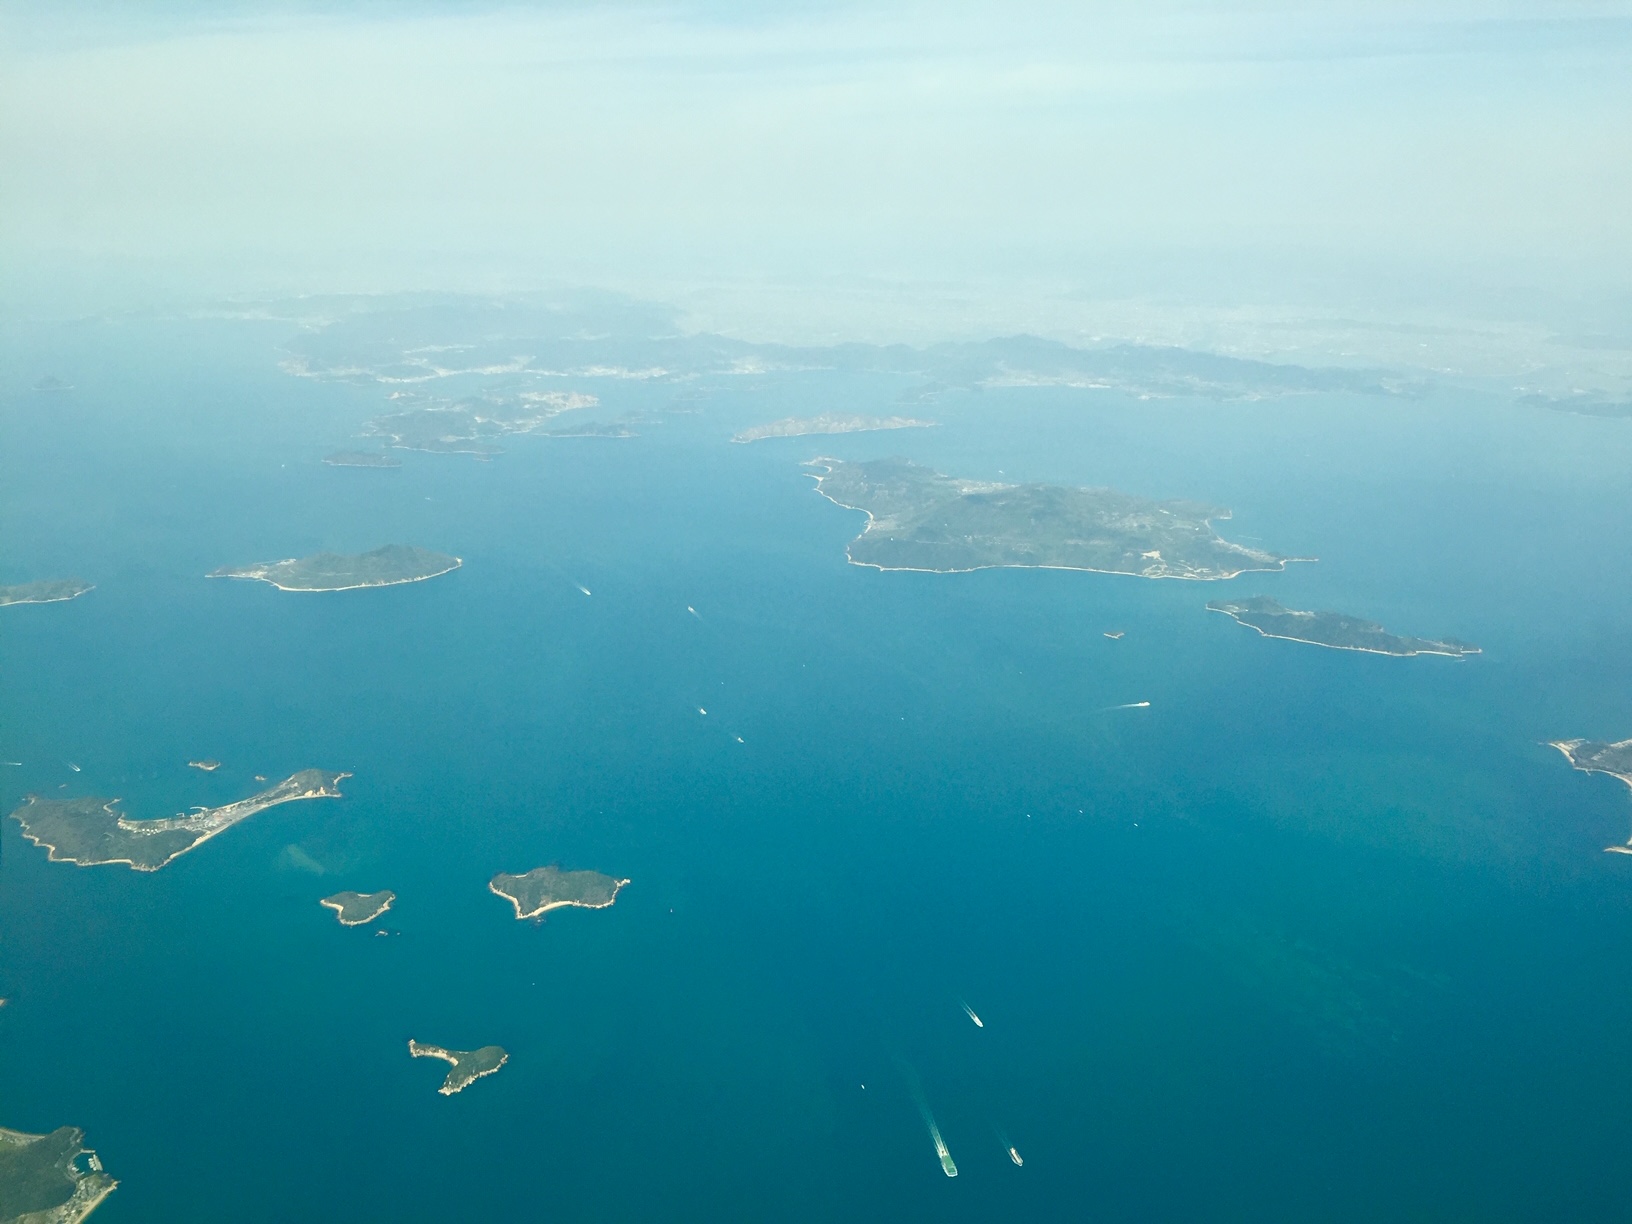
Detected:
left=3, top=314, right=1632, bottom=1222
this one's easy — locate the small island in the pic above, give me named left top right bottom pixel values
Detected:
left=0, top=1125, right=116, bottom=1223
left=323, top=450, right=402, bottom=468
left=1207, top=597, right=1480, bottom=658
left=408, top=1040, right=508, bottom=1095
left=10, top=770, right=348, bottom=871
left=1551, top=738, right=1632, bottom=853
left=320, top=890, right=396, bottom=926
left=489, top=866, right=629, bottom=920
left=806, top=457, right=1301, bottom=579
left=208, top=545, right=460, bottom=592
left=732, top=414, right=937, bottom=443
left=0, top=580, right=94, bottom=607
left=187, top=759, right=221, bottom=772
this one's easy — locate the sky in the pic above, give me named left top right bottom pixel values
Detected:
left=2, top=0, right=1630, bottom=347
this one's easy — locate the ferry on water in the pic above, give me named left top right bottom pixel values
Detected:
left=1009, top=1146, right=1024, bottom=1166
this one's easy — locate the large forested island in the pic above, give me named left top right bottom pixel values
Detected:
left=489, top=866, right=629, bottom=919
left=806, top=457, right=1299, bottom=579
left=0, top=1125, right=116, bottom=1223
left=0, top=580, right=94, bottom=607
left=1207, top=596, right=1480, bottom=658
left=408, top=1040, right=508, bottom=1095
left=732, top=414, right=937, bottom=443
left=10, top=770, right=348, bottom=871
left=208, top=545, right=459, bottom=591
left=1551, top=739, right=1632, bottom=793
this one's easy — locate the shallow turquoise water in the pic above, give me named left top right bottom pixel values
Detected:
left=4, top=319, right=1632, bottom=1221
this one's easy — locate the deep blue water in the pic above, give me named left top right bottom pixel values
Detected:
left=4, top=318, right=1632, bottom=1221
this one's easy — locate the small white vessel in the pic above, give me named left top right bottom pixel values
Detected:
left=961, top=1001, right=983, bottom=1028
left=67, top=762, right=81, bottom=772
left=1008, top=1146, right=1024, bottom=1166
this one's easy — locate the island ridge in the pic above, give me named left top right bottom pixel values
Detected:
left=9, top=770, right=348, bottom=871
left=208, top=545, right=460, bottom=591
left=806, top=457, right=1301, bottom=579
left=407, top=1040, right=508, bottom=1094
left=489, top=866, right=629, bottom=919
left=1207, top=596, right=1480, bottom=658
left=0, top=580, right=94, bottom=607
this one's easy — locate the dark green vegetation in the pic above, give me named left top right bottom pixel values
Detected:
left=407, top=1041, right=509, bottom=1095
left=488, top=866, right=629, bottom=919
left=0, top=1126, right=116, bottom=1223
left=9, top=770, right=348, bottom=871
left=0, top=580, right=93, bottom=607
left=322, top=450, right=401, bottom=468
left=808, top=457, right=1298, bottom=579
left=208, top=545, right=459, bottom=591
left=1206, top=596, right=1480, bottom=658
left=320, top=890, right=395, bottom=926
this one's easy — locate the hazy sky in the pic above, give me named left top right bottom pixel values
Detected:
left=3, top=1, right=1630, bottom=333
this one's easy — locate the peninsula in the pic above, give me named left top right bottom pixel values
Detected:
left=0, top=1125, right=116, bottom=1224
left=1207, top=597, right=1480, bottom=658
left=322, top=450, right=402, bottom=468
left=0, top=580, right=94, bottom=607
left=9, top=770, right=348, bottom=871
left=320, top=890, right=396, bottom=926
left=208, top=545, right=459, bottom=591
left=732, top=414, right=937, bottom=443
left=489, top=866, right=629, bottom=920
left=407, top=1040, right=508, bottom=1095
left=806, top=457, right=1301, bottom=579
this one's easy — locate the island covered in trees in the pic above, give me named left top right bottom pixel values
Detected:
left=320, top=890, right=396, bottom=926
left=489, top=866, right=629, bottom=919
left=1207, top=596, right=1480, bottom=658
left=209, top=545, right=459, bottom=591
left=0, top=1124, right=116, bottom=1223
left=0, top=580, right=94, bottom=607
left=10, top=770, right=348, bottom=871
left=806, top=457, right=1300, bottom=579
left=408, top=1041, right=508, bottom=1095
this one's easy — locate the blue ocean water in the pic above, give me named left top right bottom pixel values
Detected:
left=4, top=317, right=1632, bottom=1221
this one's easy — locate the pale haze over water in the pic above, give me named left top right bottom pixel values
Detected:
left=2, top=3, right=1632, bottom=1223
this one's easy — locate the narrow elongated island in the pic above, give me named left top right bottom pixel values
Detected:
left=1207, top=596, right=1480, bottom=658
left=489, top=866, right=629, bottom=919
left=0, top=1125, right=116, bottom=1223
left=9, top=770, right=348, bottom=871
left=806, top=457, right=1300, bottom=579
left=732, top=414, right=937, bottom=443
left=322, top=450, right=402, bottom=468
left=320, top=890, right=396, bottom=925
left=208, top=544, right=459, bottom=591
left=1550, top=738, right=1632, bottom=854
left=407, top=1040, right=508, bottom=1095
left=0, top=580, right=94, bottom=607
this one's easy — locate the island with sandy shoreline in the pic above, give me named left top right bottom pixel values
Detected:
left=1551, top=738, right=1632, bottom=853
left=0, top=580, right=94, bottom=607
left=320, top=890, right=396, bottom=925
left=208, top=545, right=459, bottom=592
left=806, top=456, right=1302, bottom=579
left=1207, top=596, right=1480, bottom=658
left=489, top=866, right=629, bottom=920
left=9, top=770, right=348, bottom=871
left=732, top=414, right=937, bottom=443
left=0, top=1125, right=117, bottom=1223
left=408, top=1040, right=508, bottom=1095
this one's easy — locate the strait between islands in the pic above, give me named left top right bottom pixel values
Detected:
left=208, top=544, right=459, bottom=592
left=8, top=770, right=348, bottom=871
left=806, top=457, right=1305, bottom=579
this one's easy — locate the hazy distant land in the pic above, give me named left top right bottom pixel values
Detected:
left=0, top=1126, right=116, bottom=1224
left=10, top=770, right=348, bottom=871
left=0, top=580, right=93, bottom=607
left=408, top=1040, right=508, bottom=1095
left=807, top=457, right=1301, bottom=579
left=489, top=866, right=629, bottom=920
left=1207, top=597, right=1480, bottom=658
left=732, top=413, right=937, bottom=443
left=320, top=890, right=396, bottom=925
left=323, top=450, right=402, bottom=468
left=208, top=545, right=460, bottom=591
left=363, top=391, right=605, bottom=455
